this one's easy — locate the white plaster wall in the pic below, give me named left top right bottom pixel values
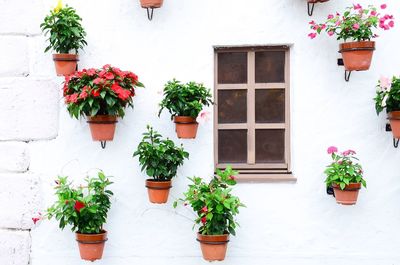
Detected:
left=1, top=0, right=400, bottom=264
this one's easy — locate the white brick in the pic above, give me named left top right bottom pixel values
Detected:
left=28, top=36, right=56, bottom=78
left=0, top=0, right=45, bottom=35
left=0, top=36, right=29, bottom=77
left=0, top=229, right=31, bottom=265
left=0, top=142, right=30, bottom=173
left=0, top=173, right=41, bottom=230
left=0, top=78, right=59, bottom=141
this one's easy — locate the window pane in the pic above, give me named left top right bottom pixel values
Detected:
left=218, top=52, right=247, bottom=84
left=255, top=51, right=285, bottom=83
left=255, top=89, right=285, bottom=123
left=218, top=130, right=247, bottom=163
left=255, top=129, right=285, bottom=163
left=218, top=90, right=247, bottom=123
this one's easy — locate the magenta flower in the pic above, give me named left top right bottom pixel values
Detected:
left=328, top=31, right=335, bottom=36
left=371, top=10, right=377, bottom=16
left=381, top=4, right=387, bottom=9
left=352, top=23, right=360, bottom=30
left=308, top=32, right=317, bottom=39
left=353, top=4, right=362, bottom=10
left=327, top=146, right=338, bottom=154
left=327, top=14, right=334, bottom=19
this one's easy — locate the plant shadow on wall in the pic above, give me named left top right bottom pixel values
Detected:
left=308, top=3, right=394, bottom=81
left=32, top=171, right=113, bottom=262
left=40, top=0, right=87, bottom=76
left=63, top=65, right=144, bottom=149
left=174, top=167, right=245, bottom=262
left=133, top=125, right=189, bottom=204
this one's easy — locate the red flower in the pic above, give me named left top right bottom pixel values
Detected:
left=79, top=86, right=89, bottom=99
left=93, top=78, right=104, bottom=85
left=104, top=72, right=115, bottom=80
left=201, top=206, right=208, bottom=213
left=32, top=217, right=40, bottom=224
left=117, top=89, right=131, bottom=100
left=69, top=93, right=79, bottom=103
left=87, top=68, right=96, bottom=76
left=103, top=64, right=111, bottom=69
left=92, top=89, right=100, bottom=97
left=74, top=201, right=85, bottom=212
left=111, top=83, right=122, bottom=93
left=201, top=217, right=207, bottom=224
left=229, top=175, right=235, bottom=180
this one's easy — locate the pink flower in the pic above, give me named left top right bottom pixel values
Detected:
left=201, top=217, right=207, bottom=224
left=308, top=32, right=317, bottom=39
left=229, top=175, right=235, bottom=180
left=32, top=212, right=42, bottom=225
left=93, top=78, right=104, bottom=85
left=371, top=10, right=377, bottom=16
left=201, top=206, right=208, bottom=213
left=379, top=76, right=392, bottom=90
left=353, top=4, right=362, bottom=10
left=327, top=146, right=338, bottom=154
left=380, top=4, right=387, bottom=9
left=327, top=14, right=334, bottom=19
left=196, top=110, right=211, bottom=124
left=389, top=20, right=395, bottom=28
left=104, top=72, right=115, bottom=80
left=342, top=149, right=356, bottom=156
left=328, top=31, right=335, bottom=36
left=352, top=23, right=360, bottom=30
left=309, top=20, right=316, bottom=25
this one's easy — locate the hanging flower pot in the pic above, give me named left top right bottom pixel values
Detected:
left=325, top=146, right=366, bottom=205
left=197, top=233, right=230, bottom=261
left=159, top=79, right=213, bottom=139
left=41, top=2, right=87, bottom=76
left=339, top=41, right=375, bottom=71
left=76, top=231, right=108, bottom=261
left=63, top=65, right=143, bottom=148
left=332, top=183, right=361, bottom=205
left=174, top=116, right=199, bottom=139
left=134, top=126, right=189, bottom=204
left=388, top=111, right=400, bottom=138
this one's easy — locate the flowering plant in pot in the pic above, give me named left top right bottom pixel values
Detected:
left=374, top=76, right=400, bottom=145
left=174, top=167, right=244, bottom=261
left=133, top=125, right=189, bottom=203
left=158, top=79, right=213, bottom=139
left=324, top=146, right=366, bottom=205
left=63, top=64, right=143, bottom=148
left=308, top=4, right=394, bottom=74
left=40, top=0, right=87, bottom=76
left=35, top=171, right=113, bottom=261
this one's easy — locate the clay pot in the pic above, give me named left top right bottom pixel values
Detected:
left=76, top=230, right=108, bottom=261
left=87, top=115, right=118, bottom=142
left=339, top=41, right=375, bottom=71
left=140, top=0, right=163, bottom=8
left=388, top=111, right=400, bottom=138
left=145, top=180, right=172, bottom=204
left=52, top=53, right=79, bottom=76
left=197, top=233, right=230, bottom=261
left=174, top=116, right=199, bottom=139
left=332, top=183, right=361, bottom=205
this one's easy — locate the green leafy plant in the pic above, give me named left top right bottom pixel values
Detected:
left=40, top=1, right=87, bottom=54
left=133, top=125, right=189, bottom=181
left=174, top=167, right=245, bottom=236
left=308, top=4, right=394, bottom=41
left=158, top=79, right=213, bottom=119
left=63, top=64, right=144, bottom=119
left=374, top=76, right=400, bottom=114
left=324, top=146, right=366, bottom=190
left=46, top=171, right=113, bottom=234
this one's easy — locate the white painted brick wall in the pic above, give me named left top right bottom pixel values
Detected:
left=0, top=78, right=60, bottom=141
left=0, top=173, right=41, bottom=230
left=0, top=36, right=29, bottom=77
left=0, top=229, right=31, bottom=265
left=0, top=142, right=30, bottom=173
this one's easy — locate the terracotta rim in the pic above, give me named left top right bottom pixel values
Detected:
left=53, top=53, right=79, bottom=62
left=388, top=111, right=400, bottom=120
left=174, top=116, right=198, bottom=124
left=339, top=41, right=375, bottom=53
left=140, top=0, right=163, bottom=8
left=332, top=183, right=361, bottom=191
left=76, top=230, right=108, bottom=244
left=145, top=180, right=172, bottom=190
left=307, top=0, right=329, bottom=3
left=197, top=233, right=230, bottom=245
left=87, top=115, right=118, bottom=124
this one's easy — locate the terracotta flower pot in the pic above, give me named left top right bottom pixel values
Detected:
left=145, top=179, right=172, bottom=204
left=174, top=116, right=199, bottom=139
left=86, top=115, right=118, bottom=141
left=339, top=41, right=375, bottom=71
left=332, top=183, right=361, bottom=205
left=197, top=233, right=230, bottom=261
left=388, top=111, right=400, bottom=138
left=76, top=230, right=108, bottom=261
left=53, top=53, right=79, bottom=76
left=140, top=0, right=163, bottom=8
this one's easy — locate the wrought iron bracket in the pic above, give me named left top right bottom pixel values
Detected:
left=344, top=70, right=352, bottom=82
left=307, top=2, right=315, bottom=16
left=394, top=138, right=399, bottom=148
left=326, top=186, right=335, bottom=197
left=146, top=7, right=154, bottom=21
left=100, top=141, right=107, bottom=149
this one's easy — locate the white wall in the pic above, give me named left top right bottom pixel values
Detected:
left=1, top=0, right=400, bottom=264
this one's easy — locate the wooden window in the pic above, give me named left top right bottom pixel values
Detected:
left=214, top=46, right=294, bottom=181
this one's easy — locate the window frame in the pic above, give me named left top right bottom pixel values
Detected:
left=213, top=46, right=294, bottom=181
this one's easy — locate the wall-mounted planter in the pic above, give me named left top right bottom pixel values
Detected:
left=174, top=116, right=199, bottom=139
left=145, top=179, right=172, bottom=204
left=197, top=233, right=230, bottom=261
left=140, top=0, right=163, bottom=20
left=53, top=53, right=78, bottom=76
left=87, top=115, right=118, bottom=149
left=307, top=0, right=329, bottom=16
left=339, top=41, right=375, bottom=81
left=76, top=231, right=108, bottom=261
left=332, top=183, right=361, bottom=205
left=388, top=111, right=400, bottom=148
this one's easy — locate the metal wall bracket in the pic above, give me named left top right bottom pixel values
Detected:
left=146, top=7, right=154, bottom=21
left=337, top=58, right=344, bottom=66
left=394, top=138, right=399, bottom=148
left=100, top=141, right=107, bottom=149
left=326, top=186, right=335, bottom=197
left=386, top=123, right=392, bottom=132
left=307, top=2, right=315, bottom=16
left=344, top=71, right=352, bottom=82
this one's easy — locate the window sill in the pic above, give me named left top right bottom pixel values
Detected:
left=236, top=173, right=296, bottom=183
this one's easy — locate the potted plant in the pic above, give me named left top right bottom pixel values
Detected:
left=63, top=65, right=143, bottom=148
left=324, top=146, right=366, bottom=205
left=374, top=76, right=400, bottom=144
left=133, top=125, right=189, bottom=204
left=40, top=0, right=87, bottom=76
left=158, top=79, right=213, bottom=139
left=174, top=167, right=244, bottom=261
left=33, top=171, right=113, bottom=261
left=308, top=4, right=394, bottom=72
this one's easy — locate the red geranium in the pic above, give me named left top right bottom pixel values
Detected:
left=74, top=201, right=85, bottom=212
